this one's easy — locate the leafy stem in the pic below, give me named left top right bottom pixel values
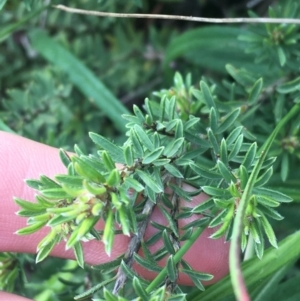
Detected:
left=229, top=103, right=300, bottom=301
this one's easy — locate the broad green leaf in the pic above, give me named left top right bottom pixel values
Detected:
left=40, top=188, right=70, bottom=200
left=134, top=124, right=154, bottom=151
left=192, top=198, right=214, bottom=213
left=36, top=236, right=59, bottom=263
left=124, top=145, right=134, bottom=166
left=166, top=255, right=177, bottom=282
left=248, top=78, right=263, bottom=105
left=29, top=30, right=129, bottom=132
left=228, top=134, right=243, bottom=161
left=136, top=170, right=163, bottom=193
left=281, top=152, right=289, bottom=182
left=124, top=177, right=144, bottom=192
left=133, top=277, right=149, bottom=300
left=277, top=76, right=300, bottom=94
left=164, top=164, right=183, bottom=178
left=260, top=213, right=278, bottom=248
left=207, top=128, right=219, bottom=154
left=242, top=142, right=257, bottom=169
left=106, top=169, right=121, bottom=187
left=142, top=147, right=164, bottom=164
left=163, top=137, right=185, bottom=158
left=190, top=163, right=222, bottom=180
left=14, top=197, right=44, bottom=211
left=130, top=127, right=144, bottom=157
left=133, top=254, right=162, bottom=273
left=165, top=26, right=259, bottom=74
left=162, top=229, right=175, bottom=255
left=253, top=187, right=292, bottom=203
left=220, top=138, right=228, bottom=165
left=77, top=217, right=99, bottom=240
left=201, top=186, right=230, bottom=198
left=255, top=167, right=273, bottom=187
left=209, top=107, right=218, bottom=133
left=200, top=81, right=216, bottom=109
left=59, top=149, right=71, bottom=168
left=47, top=214, right=76, bottom=227
left=226, top=126, right=243, bottom=147
left=55, top=175, right=84, bottom=187
left=217, top=108, right=241, bottom=134
left=89, top=133, right=125, bottom=163
left=217, top=160, right=236, bottom=183
left=102, top=151, right=116, bottom=171
left=16, top=221, right=47, bottom=235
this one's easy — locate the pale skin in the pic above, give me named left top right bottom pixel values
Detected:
left=0, top=131, right=229, bottom=300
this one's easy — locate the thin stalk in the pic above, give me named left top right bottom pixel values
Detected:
left=54, top=5, right=300, bottom=24
left=229, top=104, right=300, bottom=301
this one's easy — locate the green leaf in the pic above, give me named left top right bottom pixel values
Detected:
left=136, top=170, right=163, bottom=193
left=281, top=152, right=289, bottom=182
left=260, top=213, right=278, bottom=248
left=59, top=149, right=71, bottom=168
left=118, top=206, right=130, bottom=236
left=106, top=169, right=121, bottom=187
left=142, top=147, right=164, bottom=164
left=248, top=78, right=263, bottom=105
left=36, top=236, right=59, bottom=263
left=164, top=164, right=183, bottom=178
left=255, top=167, right=273, bottom=187
left=192, top=198, right=214, bottom=213
left=77, top=217, right=99, bottom=240
left=201, top=186, right=230, bottom=198
left=253, top=187, right=293, bottom=203
left=55, top=175, right=84, bottom=187
left=220, top=139, right=228, bottom=165
left=162, top=229, right=175, bottom=255
left=92, top=256, right=123, bottom=271
left=0, top=0, right=7, bottom=10
left=163, top=137, right=185, bottom=158
left=47, top=214, right=76, bottom=227
left=124, top=177, right=144, bottom=192
left=209, top=206, right=234, bottom=228
left=130, top=128, right=144, bottom=157
left=209, top=107, right=218, bottom=133
left=166, top=255, right=177, bottom=282
left=217, top=160, right=236, bottom=183
left=217, top=108, right=241, bottom=134
left=134, top=124, right=154, bottom=151
left=16, top=221, right=47, bottom=235
left=242, top=142, right=257, bottom=169
left=207, top=128, right=219, bottom=154
left=124, top=145, right=134, bottom=166
left=101, top=151, right=116, bottom=171
left=190, top=163, right=222, bottom=180
left=40, top=188, right=70, bottom=200
left=277, top=76, right=300, bottom=94
left=14, top=198, right=44, bottom=211
left=83, top=180, right=107, bottom=195
left=200, top=81, right=216, bottom=109
left=29, top=29, right=129, bottom=133
left=226, top=126, right=243, bottom=147
left=89, top=133, right=125, bottom=163
left=133, top=254, right=162, bottom=273
left=103, top=210, right=114, bottom=256
left=159, top=205, right=179, bottom=237
left=165, top=26, right=259, bottom=74
left=73, top=242, right=84, bottom=268
left=133, top=277, right=149, bottom=300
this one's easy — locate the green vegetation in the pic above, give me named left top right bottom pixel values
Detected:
left=1, top=1, right=300, bottom=300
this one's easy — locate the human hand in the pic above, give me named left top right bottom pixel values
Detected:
left=0, top=131, right=229, bottom=300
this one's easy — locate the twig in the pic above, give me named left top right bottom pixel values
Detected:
left=54, top=5, right=300, bottom=24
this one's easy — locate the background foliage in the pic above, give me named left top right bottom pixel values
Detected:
left=1, top=0, right=300, bottom=300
